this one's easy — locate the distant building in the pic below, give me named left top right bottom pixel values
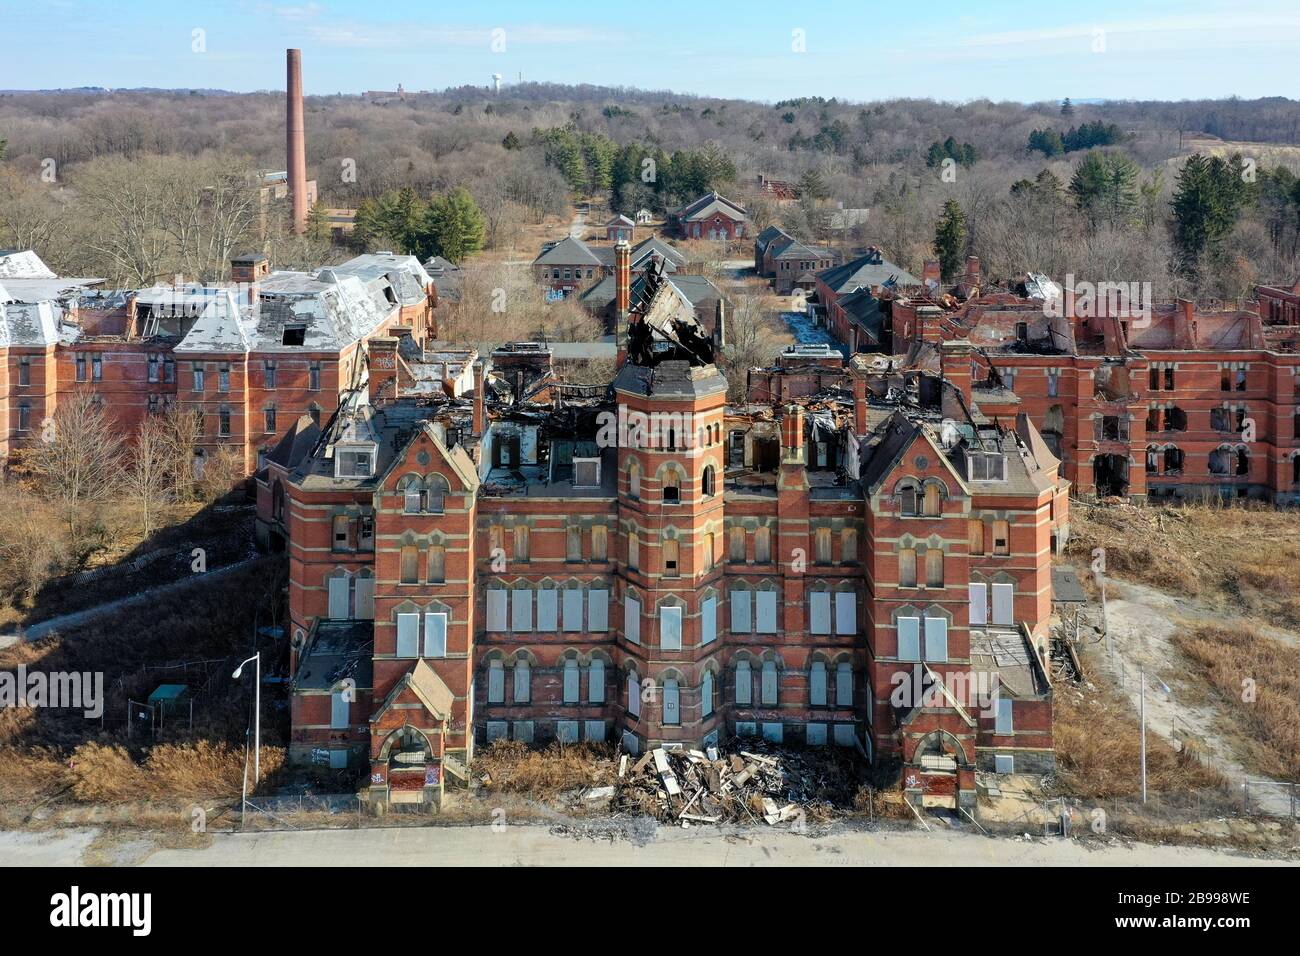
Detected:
left=671, top=191, right=748, bottom=240
left=605, top=214, right=635, bottom=243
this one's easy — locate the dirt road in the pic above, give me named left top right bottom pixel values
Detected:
left=2, top=824, right=1287, bottom=867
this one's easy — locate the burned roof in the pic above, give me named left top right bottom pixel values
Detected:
left=613, top=359, right=728, bottom=398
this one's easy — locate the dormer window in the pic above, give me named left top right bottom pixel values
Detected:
left=335, top=447, right=375, bottom=478
left=573, top=457, right=601, bottom=488
left=968, top=452, right=1005, bottom=482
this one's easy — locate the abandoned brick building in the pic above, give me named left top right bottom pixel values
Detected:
left=0, top=249, right=438, bottom=474
left=807, top=255, right=1300, bottom=504
left=269, top=247, right=1063, bottom=812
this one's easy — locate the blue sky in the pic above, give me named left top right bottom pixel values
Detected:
left=2, top=0, right=1298, bottom=102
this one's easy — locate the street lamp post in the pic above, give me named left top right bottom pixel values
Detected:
left=233, top=653, right=261, bottom=785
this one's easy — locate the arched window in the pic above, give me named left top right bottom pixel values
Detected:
left=426, top=474, right=449, bottom=514
left=627, top=669, right=641, bottom=717
left=663, top=469, right=680, bottom=504
left=401, top=476, right=422, bottom=514
left=400, top=545, right=418, bottom=584
left=272, top=480, right=285, bottom=521
left=702, top=464, right=715, bottom=497
left=628, top=461, right=640, bottom=499
left=701, top=669, right=714, bottom=717
left=897, top=479, right=921, bottom=516
left=923, top=481, right=945, bottom=517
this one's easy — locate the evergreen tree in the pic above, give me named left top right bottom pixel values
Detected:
left=934, top=200, right=967, bottom=281
left=1060, top=97, right=1074, bottom=117
left=502, top=131, right=521, bottom=150
left=1069, top=150, right=1140, bottom=227
left=418, top=187, right=486, bottom=263
left=1171, top=153, right=1253, bottom=274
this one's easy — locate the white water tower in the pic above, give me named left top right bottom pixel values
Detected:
left=492, top=73, right=502, bottom=93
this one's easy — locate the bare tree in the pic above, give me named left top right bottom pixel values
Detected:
left=158, top=403, right=203, bottom=503
left=19, top=389, right=121, bottom=533
left=123, top=415, right=172, bottom=537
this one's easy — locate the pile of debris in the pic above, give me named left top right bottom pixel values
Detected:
left=607, top=742, right=861, bottom=826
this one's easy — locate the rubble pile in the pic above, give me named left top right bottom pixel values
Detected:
left=609, top=742, right=861, bottom=826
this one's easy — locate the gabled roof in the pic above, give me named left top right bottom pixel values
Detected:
left=533, top=236, right=604, bottom=267
left=818, top=251, right=920, bottom=294
left=770, top=236, right=833, bottom=261
left=377, top=420, right=480, bottom=494
left=754, top=225, right=791, bottom=257
left=606, top=214, right=634, bottom=227
left=678, top=191, right=747, bottom=222
left=373, top=658, right=455, bottom=723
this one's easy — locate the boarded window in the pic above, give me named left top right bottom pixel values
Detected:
left=994, top=754, right=1014, bottom=774
left=810, top=591, right=832, bottom=635
left=511, top=589, right=533, bottom=631
left=562, top=588, right=583, bottom=631
left=835, top=662, right=852, bottom=707
left=660, top=605, right=683, bottom=650
left=969, top=583, right=988, bottom=625
left=556, top=720, right=579, bottom=743
left=328, top=575, right=349, bottom=619
left=563, top=659, right=580, bottom=703
left=588, top=658, right=605, bottom=704
left=513, top=660, right=530, bottom=703
left=923, top=483, right=942, bottom=516
left=969, top=519, right=985, bottom=555
left=899, top=549, right=917, bottom=588
left=589, top=589, right=609, bottom=631
left=536, top=588, right=558, bottom=631
left=513, top=526, right=530, bottom=561
left=810, top=661, right=828, bottom=706
left=591, top=525, right=608, bottom=562
left=925, top=549, right=945, bottom=588
left=663, top=679, right=680, bottom=725
left=424, top=612, right=447, bottom=658
left=487, top=661, right=505, bottom=703
left=703, top=532, right=715, bottom=571
left=841, top=529, right=858, bottom=564
left=996, top=696, right=1014, bottom=735
left=624, top=594, right=641, bottom=644
left=627, top=671, right=641, bottom=717
left=662, top=537, right=680, bottom=576
left=330, top=693, right=349, bottom=730
left=701, top=670, right=714, bottom=717
left=756, top=590, right=778, bottom=633
left=354, top=575, right=375, bottom=620
left=897, top=617, right=921, bottom=661
left=400, top=546, right=418, bottom=584
left=731, top=589, right=752, bottom=633
left=760, top=660, right=778, bottom=705
left=835, top=592, right=856, bottom=635
left=427, top=545, right=445, bottom=584
left=486, top=590, right=508, bottom=632
left=814, top=527, right=832, bottom=563
left=396, top=613, right=420, bottom=658
left=566, top=525, right=582, bottom=561
left=755, top=527, right=772, bottom=563
left=924, top=617, right=949, bottom=662
left=735, top=660, right=753, bottom=705
left=993, top=520, right=1010, bottom=555
left=729, top=526, right=746, bottom=562
left=701, top=595, right=717, bottom=645
left=627, top=533, right=639, bottom=571
left=991, top=582, right=1015, bottom=626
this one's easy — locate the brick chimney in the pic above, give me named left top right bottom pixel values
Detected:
left=614, top=239, right=631, bottom=318
left=230, top=253, right=269, bottom=306
left=472, top=361, right=486, bottom=436
left=286, top=49, right=308, bottom=235
left=368, top=336, right=399, bottom=405
left=940, top=339, right=974, bottom=410
left=780, top=403, right=806, bottom=463
left=965, top=255, right=981, bottom=281
left=922, top=259, right=941, bottom=287
left=852, top=373, right=868, bottom=435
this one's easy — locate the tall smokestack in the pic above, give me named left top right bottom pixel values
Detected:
left=614, top=239, right=631, bottom=318
left=286, top=48, right=308, bottom=235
